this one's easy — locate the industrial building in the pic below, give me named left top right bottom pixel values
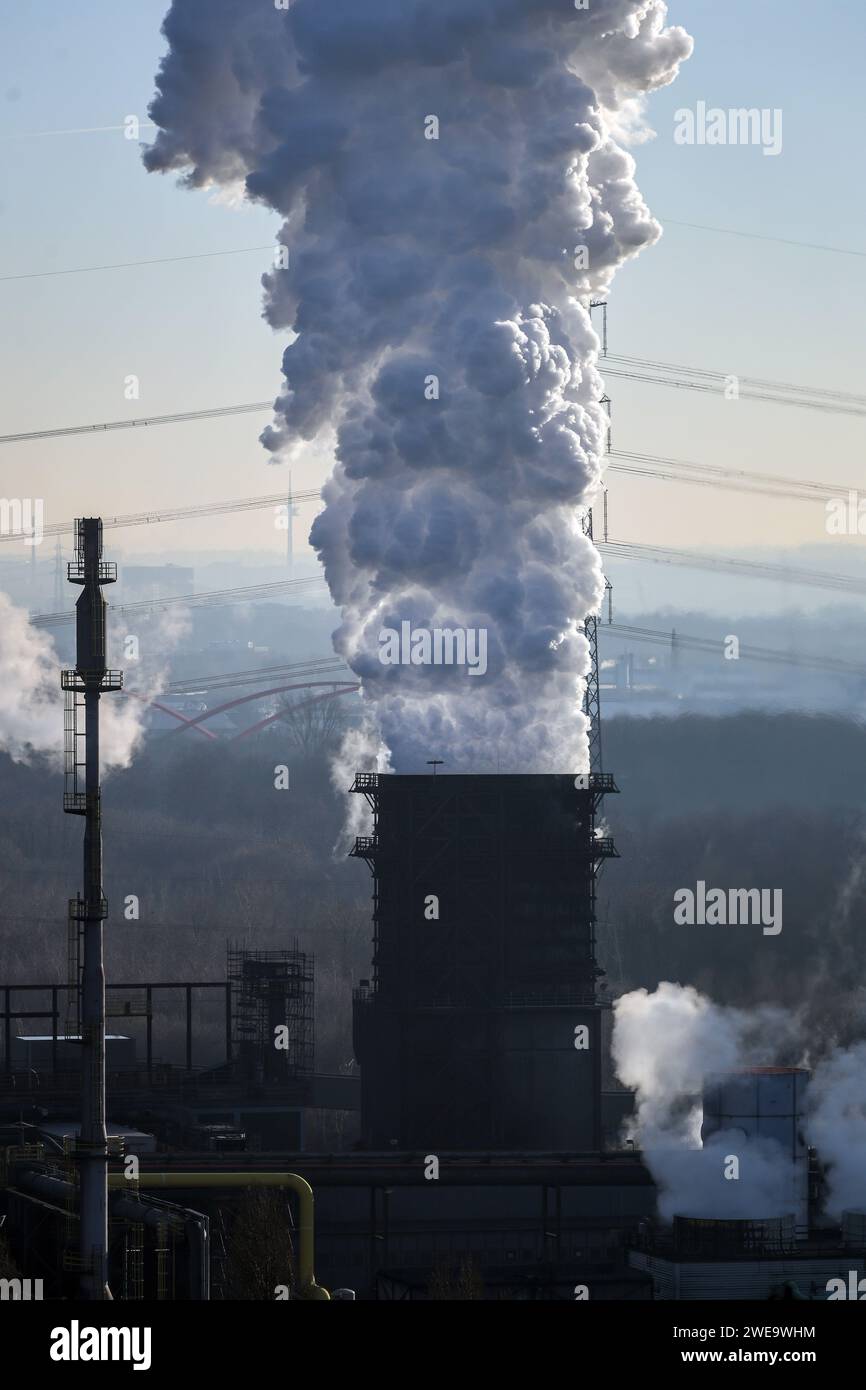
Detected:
left=628, top=1214, right=865, bottom=1301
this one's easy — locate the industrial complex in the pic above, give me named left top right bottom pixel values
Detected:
left=0, top=518, right=862, bottom=1304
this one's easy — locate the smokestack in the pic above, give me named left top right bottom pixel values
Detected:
left=61, top=518, right=123, bottom=1300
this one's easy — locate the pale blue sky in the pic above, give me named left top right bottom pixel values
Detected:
left=1, top=0, right=864, bottom=565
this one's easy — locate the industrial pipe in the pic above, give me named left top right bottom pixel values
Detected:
left=108, top=1171, right=329, bottom=1299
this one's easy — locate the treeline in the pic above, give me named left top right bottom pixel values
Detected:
left=1, top=708, right=865, bottom=1072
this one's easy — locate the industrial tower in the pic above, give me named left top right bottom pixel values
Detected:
left=350, top=771, right=618, bottom=1149
left=61, top=518, right=123, bottom=1300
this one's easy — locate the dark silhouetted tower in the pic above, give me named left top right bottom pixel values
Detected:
left=62, top=519, right=122, bottom=1299
left=351, top=772, right=617, bottom=1150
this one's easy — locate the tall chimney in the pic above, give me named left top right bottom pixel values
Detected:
left=61, top=518, right=122, bottom=1299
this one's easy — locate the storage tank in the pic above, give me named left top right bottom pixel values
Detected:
left=702, top=1067, right=810, bottom=1239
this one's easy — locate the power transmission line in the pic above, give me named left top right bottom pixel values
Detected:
left=603, top=356, right=866, bottom=419
left=0, top=488, right=322, bottom=543
left=0, top=245, right=275, bottom=284
left=604, top=622, right=866, bottom=677
left=158, top=656, right=349, bottom=694
left=600, top=539, right=866, bottom=596
left=31, top=574, right=327, bottom=627
left=0, top=124, right=157, bottom=139
left=0, top=453, right=851, bottom=554
left=607, top=450, right=854, bottom=502
left=5, top=352, right=865, bottom=447
left=659, top=218, right=866, bottom=260
left=0, top=399, right=273, bottom=444
left=608, top=354, right=866, bottom=407
left=30, top=540, right=866, bottom=631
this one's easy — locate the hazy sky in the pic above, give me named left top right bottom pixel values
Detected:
left=1, top=0, right=864, bottom=570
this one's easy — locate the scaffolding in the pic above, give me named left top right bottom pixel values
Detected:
left=228, top=944, right=314, bottom=1081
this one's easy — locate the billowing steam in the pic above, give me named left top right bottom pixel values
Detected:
left=0, top=591, right=186, bottom=774
left=807, top=1044, right=866, bottom=1220
left=614, top=983, right=866, bottom=1224
left=0, top=592, right=64, bottom=764
left=145, top=0, right=692, bottom=773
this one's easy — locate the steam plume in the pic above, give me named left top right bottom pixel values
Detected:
left=807, top=1043, right=866, bottom=1219
left=614, top=982, right=866, bottom=1224
left=612, top=983, right=803, bottom=1221
left=145, top=0, right=692, bottom=772
left=0, top=591, right=186, bottom=774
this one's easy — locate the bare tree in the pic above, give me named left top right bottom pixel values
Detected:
left=427, top=1254, right=484, bottom=1301
left=275, top=691, right=348, bottom=753
left=0, top=1233, right=21, bottom=1280
left=226, top=1189, right=295, bottom=1300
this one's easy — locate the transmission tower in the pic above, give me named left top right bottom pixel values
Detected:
left=582, top=507, right=613, bottom=775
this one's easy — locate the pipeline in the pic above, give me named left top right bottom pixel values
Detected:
left=108, top=1171, right=329, bottom=1299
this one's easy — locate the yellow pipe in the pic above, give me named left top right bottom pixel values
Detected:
left=108, top=1171, right=330, bottom=1299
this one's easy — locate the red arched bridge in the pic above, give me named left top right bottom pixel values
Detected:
left=126, top=679, right=360, bottom=742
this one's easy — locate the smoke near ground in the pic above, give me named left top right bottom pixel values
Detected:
left=807, top=1044, right=866, bottom=1220
left=613, top=982, right=866, bottom=1223
left=144, top=0, right=692, bottom=773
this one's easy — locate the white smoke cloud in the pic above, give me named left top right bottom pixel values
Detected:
left=806, top=1043, right=866, bottom=1219
left=614, top=982, right=866, bottom=1226
left=0, top=591, right=188, bottom=774
left=145, top=0, right=692, bottom=773
left=612, top=983, right=806, bottom=1222
left=0, top=591, right=64, bottom=765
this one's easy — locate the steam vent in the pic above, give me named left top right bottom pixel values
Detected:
left=350, top=772, right=618, bottom=1150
